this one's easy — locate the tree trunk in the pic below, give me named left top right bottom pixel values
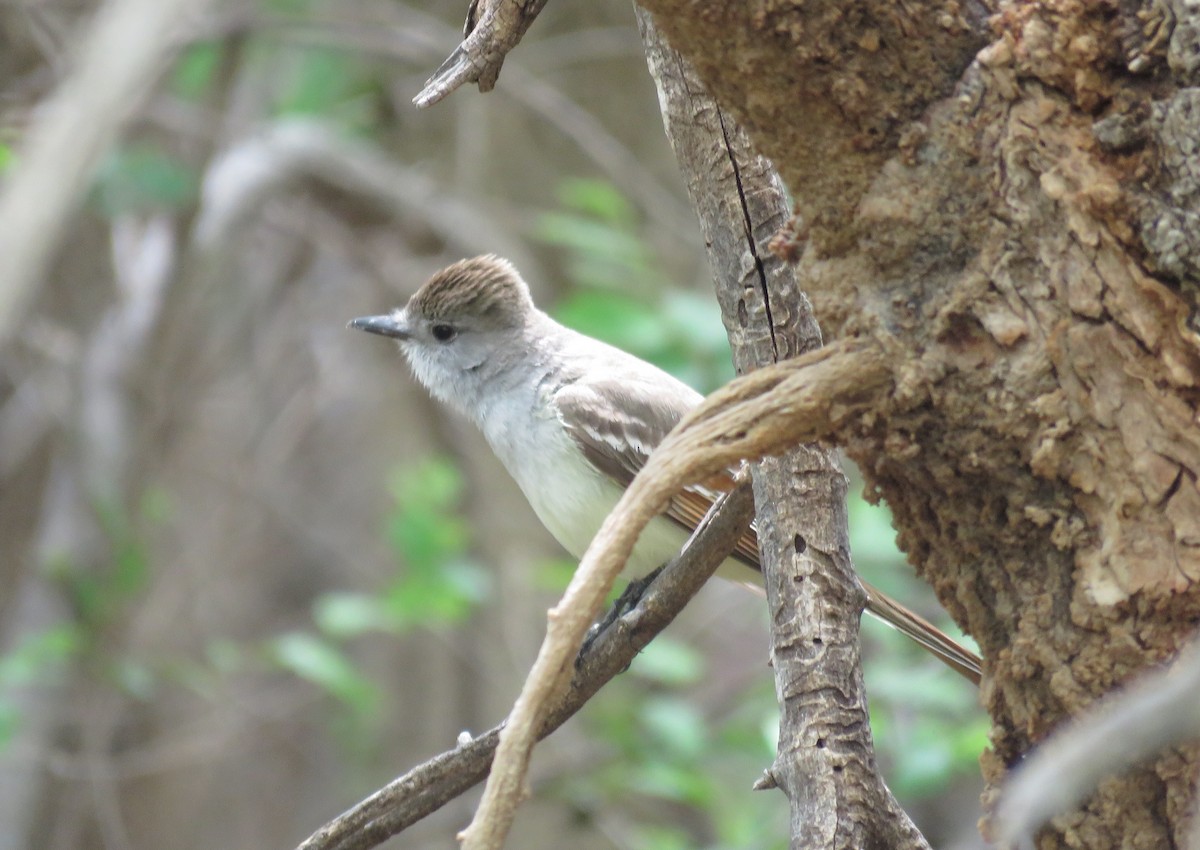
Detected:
left=638, top=11, right=932, bottom=848
left=636, top=1, right=1200, bottom=846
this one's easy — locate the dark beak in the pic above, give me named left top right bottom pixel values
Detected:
left=348, top=314, right=410, bottom=340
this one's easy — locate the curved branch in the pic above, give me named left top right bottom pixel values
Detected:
left=295, top=480, right=755, bottom=850
left=193, top=120, right=536, bottom=269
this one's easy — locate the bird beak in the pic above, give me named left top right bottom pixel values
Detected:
left=348, top=313, right=411, bottom=340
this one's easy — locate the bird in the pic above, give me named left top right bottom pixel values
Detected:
left=350, top=254, right=982, bottom=684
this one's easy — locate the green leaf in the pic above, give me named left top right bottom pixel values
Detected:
left=108, top=657, right=156, bottom=699
left=139, top=486, right=173, bottom=525
left=0, top=702, right=19, bottom=750
left=313, top=592, right=394, bottom=638
left=661, top=290, right=733, bottom=354
left=848, top=495, right=905, bottom=573
left=388, top=457, right=464, bottom=512
left=639, top=696, right=708, bottom=759
left=171, top=42, right=223, bottom=100
left=385, top=460, right=471, bottom=570
left=535, top=214, right=651, bottom=281
left=630, top=636, right=705, bottom=686
left=267, top=632, right=377, bottom=713
left=386, top=510, right=470, bottom=573
left=0, top=626, right=80, bottom=687
left=91, top=145, right=197, bottom=216
left=628, top=824, right=693, bottom=850
left=439, top=558, right=492, bottom=604
left=530, top=557, right=577, bottom=592
left=553, top=290, right=664, bottom=355
left=629, top=759, right=713, bottom=806
left=381, top=558, right=489, bottom=628
left=892, top=723, right=957, bottom=795
left=265, top=0, right=313, bottom=14
left=556, top=178, right=636, bottom=225
left=271, top=47, right=378, bottom=132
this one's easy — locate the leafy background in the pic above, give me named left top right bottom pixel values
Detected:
left=0, top=2, right=985, bottom=848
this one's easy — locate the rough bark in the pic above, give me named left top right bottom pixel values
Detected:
left=636, top=0, right=1200, bottom=846
left=638, top=10, right=929, bottom=849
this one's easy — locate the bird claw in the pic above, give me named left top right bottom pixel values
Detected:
left=575, top=564, right=665, bottom=668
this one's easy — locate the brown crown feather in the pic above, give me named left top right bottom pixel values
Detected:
left=408, top=255, right=533, bottom=327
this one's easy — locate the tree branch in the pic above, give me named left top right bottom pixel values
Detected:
left=193, top=120, right=536, bottom=270
left=638, top=11, right=931, bottom=847
left=295, top=479, right=755, bottom=850
left=412, top=0, right=551, bottom=108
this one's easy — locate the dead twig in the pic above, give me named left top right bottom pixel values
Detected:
left=412, top=0, right=551, bottom=108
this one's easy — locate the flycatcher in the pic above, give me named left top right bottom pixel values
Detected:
left=351, top=255, right=981, bottom=683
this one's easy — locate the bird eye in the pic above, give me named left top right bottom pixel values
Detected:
left=431, top=323, right=457, bottom=342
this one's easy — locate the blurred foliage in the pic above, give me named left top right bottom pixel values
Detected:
left=0, top=460, right=490, bottom=747
left=268, top=46, right=383, bottom=132
left=90, top=144, right=199, bottom=218
left=0, top=626, right=80, bottom=748
left=323, top=456, right=491, bottom=633
left=551, top=637, right=787, bottom=850
left=170, top=41, right=224, bottom=100
left=0, top=490, right=167, bottom=747
left=266, top=630, right=379, bottom=720
left=537, top=177, right=735, bottom=393
left=274, top=458, right=490, bottom=726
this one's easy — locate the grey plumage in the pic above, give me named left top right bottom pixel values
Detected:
left=351, top=255, right=982, bottom=684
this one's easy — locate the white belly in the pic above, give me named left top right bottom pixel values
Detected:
left=478, top=392, right=760, bottom=586
left=514, top=441, right=760, bottom=588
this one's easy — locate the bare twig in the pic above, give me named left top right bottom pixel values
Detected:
left=412, top=0, right=551, bottom=108
left=0, top=0, right=209, bottom=348
left=459, top=339, right=895, bottom=849
left=295, top=479, right=755, bottom=850
left=995, top=635, right=1200, bottom=848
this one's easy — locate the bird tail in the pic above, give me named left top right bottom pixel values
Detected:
left=861, top=579, right=982, bottom=685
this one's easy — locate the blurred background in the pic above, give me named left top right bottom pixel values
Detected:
left=0, top=1, right=987, bottom=848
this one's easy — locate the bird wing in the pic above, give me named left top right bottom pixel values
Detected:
left=552, top=376, right=760, bottom=568
left=553, top=375, right=982, bottom=685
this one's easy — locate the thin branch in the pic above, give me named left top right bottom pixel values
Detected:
left=295, top=479, right=755, bottom=850
left=192, top=120, right=536, bottom=270
left=995, top=635, right=1200, bottom=848
left=0, top=0, right=209, bottom=348
left=459, top=339, right=895, bottom=849
left=412, top=0, right=551, bottom=108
